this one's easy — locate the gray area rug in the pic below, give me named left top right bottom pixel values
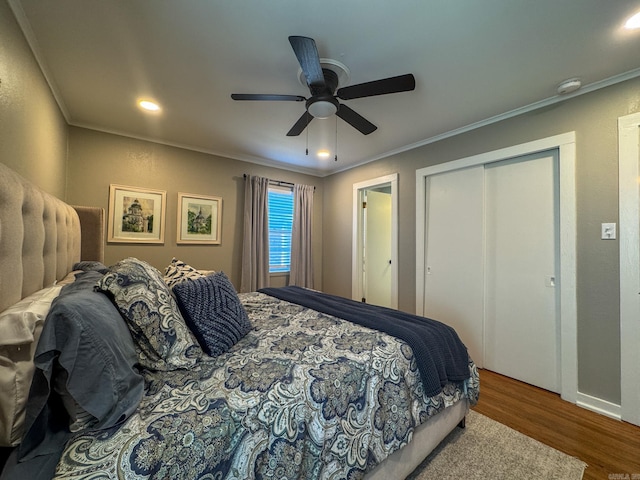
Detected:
left=406, top=410, right=587, bottom=480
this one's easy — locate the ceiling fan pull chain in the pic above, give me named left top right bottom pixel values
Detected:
left=335, top=115, right=339, bottom=161
left=306, top=112, right=309, bottom=155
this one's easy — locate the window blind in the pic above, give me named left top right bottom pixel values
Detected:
left=268, top=187, right=294, bottom=273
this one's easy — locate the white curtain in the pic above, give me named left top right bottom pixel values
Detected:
left=240, top=175, right=270, bottom=292
left=289, top=183, right=314, bottom=288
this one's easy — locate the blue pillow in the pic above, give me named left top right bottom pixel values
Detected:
left=17, top=271, right=144, bottom=467
left=72, top=260, right=109, bottom=274
left=96, top=257, right=202, bottom=371
left=172, top=272, right=252, bottom=357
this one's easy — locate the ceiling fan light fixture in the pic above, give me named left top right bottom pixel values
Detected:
left=317, top=149, right=331, bottom=158
left=308, top=100, right=338, bottom=118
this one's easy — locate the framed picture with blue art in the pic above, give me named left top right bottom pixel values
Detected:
left=107, top=184, right=166, bottom=244
left=177, top=192, right=222, bottom=244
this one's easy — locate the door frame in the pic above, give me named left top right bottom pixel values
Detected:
left=618, top=112, right=640, bottom=426
left=352, top=173, right=398, bottom=308
left=416, top=132, right=577, bottom=403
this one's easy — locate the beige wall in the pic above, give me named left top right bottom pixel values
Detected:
left=323, top=76, right=640, bottom=405
left=65, top=127, right=323, bottom=290
left=0, top=0, right=68, bottom=198
left=1, top=0, right=323, bottom=295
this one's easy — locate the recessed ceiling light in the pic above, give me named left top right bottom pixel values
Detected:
left=138, top=99, right=161, bottom=112
left=317, top=149, right=331, bottom=158
left=625, top=11, right=640, bottom=29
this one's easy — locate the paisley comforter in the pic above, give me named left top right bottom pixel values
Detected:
left=53, top=292, right=479, bottom=480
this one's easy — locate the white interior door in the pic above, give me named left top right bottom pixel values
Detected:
left=619, top=112, right=640, bottom=426
left=352, top=174, right=398, bottom=309
left=364, top=190, right=392, bottom=307
left=423, top=166, right=485, bottom=366
left=483, top=151, right=560, bottom=393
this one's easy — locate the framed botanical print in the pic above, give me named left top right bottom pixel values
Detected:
left=107, top=184, right=166, bottom=244
left=177, top=192, right=222, bottom=244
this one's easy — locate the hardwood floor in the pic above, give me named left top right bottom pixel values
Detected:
left=472, top=369, right=640, bottom=480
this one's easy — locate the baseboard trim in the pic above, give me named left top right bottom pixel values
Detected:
left=576, top=392, right=621, bottom=420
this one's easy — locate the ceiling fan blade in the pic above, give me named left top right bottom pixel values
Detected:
left=336, top=73, right=416, bottom=100
left=288, top=36, right=325, bottom=89
left=231, top=94, right=305, bottom=102
left=286, top=112, right=314, bottom=136
left=336, top=104, right=377, bottom=135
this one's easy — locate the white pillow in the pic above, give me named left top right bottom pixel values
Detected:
left=0, top=284, right=63, bottom=446
left=0, top=284, right=62, bottom=345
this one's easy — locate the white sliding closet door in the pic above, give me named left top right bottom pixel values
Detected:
left=423, top=166, right=484, bottom=367
left=421, top=150, right=560, bottom=392
left=483, top=152, right=560, bottom=393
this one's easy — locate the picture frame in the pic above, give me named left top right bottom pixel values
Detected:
left=177, top=192, right=222, bottom=244
left=107, top=184, right=166, bottom=244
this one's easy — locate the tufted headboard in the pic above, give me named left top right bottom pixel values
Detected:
left=0, top=162, right=104, bottom=314
left=73, top=205, right=105, bottom=266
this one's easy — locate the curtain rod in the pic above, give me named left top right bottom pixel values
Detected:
left=243, top=174, right=315, bottom=190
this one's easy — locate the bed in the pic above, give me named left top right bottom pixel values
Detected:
left=0, top=161, right=479, bottom=480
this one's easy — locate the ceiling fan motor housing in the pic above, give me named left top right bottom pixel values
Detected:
left=306, top=68, right=340, bottom=118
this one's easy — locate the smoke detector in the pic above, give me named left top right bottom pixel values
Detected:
left=557, top=78, right=582, bottom=95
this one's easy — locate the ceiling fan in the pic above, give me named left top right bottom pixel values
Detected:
left=231, top=36, right=416, bottom=136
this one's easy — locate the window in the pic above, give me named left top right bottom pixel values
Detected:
left=268, top=186, right=294, bottom=273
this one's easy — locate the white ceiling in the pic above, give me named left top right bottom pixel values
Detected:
left=9, top=0, right=640, bottom=176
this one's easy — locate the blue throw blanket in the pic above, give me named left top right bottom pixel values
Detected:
left=258, top=286, right=470, bottom=397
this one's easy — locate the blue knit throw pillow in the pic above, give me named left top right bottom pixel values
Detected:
left=172, top=272, right=251, bottom=357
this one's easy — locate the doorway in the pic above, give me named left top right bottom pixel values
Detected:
left=352, top=174, right=398, bottom=308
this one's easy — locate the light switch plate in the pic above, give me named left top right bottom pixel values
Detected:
left=601, top=223, right=616, bottom=240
